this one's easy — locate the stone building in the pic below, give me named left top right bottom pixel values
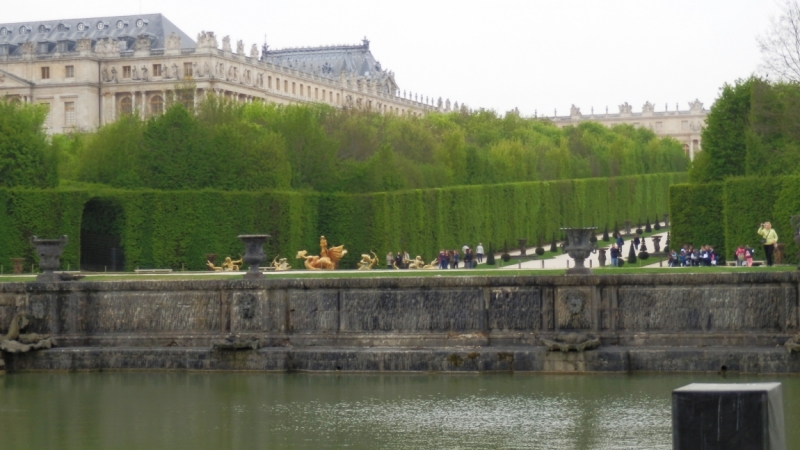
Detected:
left=551, top=100, right=708, bottom=159
left=0, top=14, right=454, bottom=134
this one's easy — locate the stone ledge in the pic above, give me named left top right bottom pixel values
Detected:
left=5, top=346, right=798, bottom=374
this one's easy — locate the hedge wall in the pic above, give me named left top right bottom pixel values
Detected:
left=669, top=182, right=725, bottom=255
left=0, top=172, right=685, bottom=272
left=670, top=175, right=800, bottom=263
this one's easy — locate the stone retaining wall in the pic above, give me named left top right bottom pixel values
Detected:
left=2, top=272, right=799, bottom=373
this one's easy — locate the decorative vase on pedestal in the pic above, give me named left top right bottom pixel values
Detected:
left=30, top=235, right=68, bottom=283
left=561, top=228, right=597, bottom=275
left=238, top=234, right=270, bottom=279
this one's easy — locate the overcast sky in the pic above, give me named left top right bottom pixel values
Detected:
left=3, top=0, right=782, bottom=116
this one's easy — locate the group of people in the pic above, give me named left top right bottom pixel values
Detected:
left=437, top=243, right=485, bottom=269
left=385, top=243, right=485, bottom=270
left=667, top=245, right=720, bottom=267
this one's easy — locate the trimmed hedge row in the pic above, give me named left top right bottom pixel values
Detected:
left=670, top=175, right=800, bottom=263
left=0, top=173, right=685, bottom=271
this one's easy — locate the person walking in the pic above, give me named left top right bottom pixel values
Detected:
left=476, top=243, right=485, bottom=263
left=758, top=222, right=778, bottom=266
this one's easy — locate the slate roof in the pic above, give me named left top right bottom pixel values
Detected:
left=263, top=39, right=389, bottom=80
left=0, top=14, right=195, bottom=55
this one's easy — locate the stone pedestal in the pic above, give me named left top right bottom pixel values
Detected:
left=673, top=383, right=785, bottom=450
left=561, top=228, right=596, bottom=275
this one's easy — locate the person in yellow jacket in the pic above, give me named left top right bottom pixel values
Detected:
left=758, top=222, right=778, bottom=266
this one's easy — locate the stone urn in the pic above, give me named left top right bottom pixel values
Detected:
left=561, top=228, right=597, bottom=275
left=30, top=235, right=68, bottom=283
left=518, top=238, right=528, bottom=256
left=652, top=236, right=662, bottom=253
left=238, top=234, right=270, bottom=279
left=11, top=258, right=25, bottom=274
left=597, top=248, right=607, bottom=267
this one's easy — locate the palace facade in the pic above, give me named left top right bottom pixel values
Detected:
left=551, top=101, right=708, bottom=159
left=0, top=14, right=449, bottom=134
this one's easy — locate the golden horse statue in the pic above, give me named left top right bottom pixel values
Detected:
left=297, top=236, right=347, bottom=270
left=358, top=252, right=378, bottom=270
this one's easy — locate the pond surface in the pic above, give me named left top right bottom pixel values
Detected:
left=1, top=372, right=797, bottom=449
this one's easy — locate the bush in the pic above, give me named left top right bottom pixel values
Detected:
left=486, top=244, right=496, bottom=265
left=602, top=226, right=610, bottom=242
left=627, top=244, right=637, bottom=264
left=535, top=247, right=545, bottom=256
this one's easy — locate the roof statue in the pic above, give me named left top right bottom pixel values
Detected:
left=76, top=37, right=92, bottom=53
left=134, top=34, right=152, bottom=51
left=250, top=43, right=258, bottom=58
left=619, top=102, right=633, bottom=114
left=197, top=31, right=218, bottom=49
left=236, top=39, right=244, bottom=55
left=165, top=32, right=181, bottom=50
left=570, top=104, right=581, bottom=117
left=222, top=35, right=232, bottom=52
left=642, top=101, right=655, bottom=114
left=689, top=99, right=704, bottom=112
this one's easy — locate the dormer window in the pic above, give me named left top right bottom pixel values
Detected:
left=116, top=20, right=128, bottom=29
left=38, top=25, right=51, bottom=33
left=96, top=21, right=107, bottom=30
left=57, top=23, right=70, bottom=32
left=76, top=22, right=86, bottom=31
left=36, top=42, right=49, bottom=54
left=19, top=26, right=31, bottom=35
left=0, top=27, right=9, bottom=36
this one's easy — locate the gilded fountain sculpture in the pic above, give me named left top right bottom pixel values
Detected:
left=296, top=236, right=347, bottom=270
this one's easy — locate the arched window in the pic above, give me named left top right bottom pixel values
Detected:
left=119, top=96, right=133, bottom=115
left=149, top=95, right=163, bottom=116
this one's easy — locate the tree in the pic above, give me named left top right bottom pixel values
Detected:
left=758, top=0, right=800, bottom=81
left=0, top=101, right=57, bottom=188
left=627, top=243, right=637, bottom=264
left=689, top=78, right=756, bottom=183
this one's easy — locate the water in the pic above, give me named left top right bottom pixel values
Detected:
left=1, top=372, right=797, bottom=449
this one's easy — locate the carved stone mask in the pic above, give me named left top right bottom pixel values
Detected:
left=566, top=293, right=584, bottom=315
left=240, top=296, right=255, bottom=319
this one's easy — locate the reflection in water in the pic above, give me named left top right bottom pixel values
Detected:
left=0, top=372, right=796, bottom=449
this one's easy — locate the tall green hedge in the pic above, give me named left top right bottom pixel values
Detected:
left=669, top=182, right=725, bottom=255
left=0, top=172, right=685, bottom=271
left=671, top=175, right=800, bottom=263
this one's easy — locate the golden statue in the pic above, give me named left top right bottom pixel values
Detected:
left=358, top=252, right=378, bottom=270
left=206, top=260, right=222, bottom=271
left=271, top=256, right=290, bottom=271
left=296, top=236, right=347, bottom=270
left=422, top=258, right=438, bottom=270
left=407, top=256, right=426, bottom=269
left=222, top=256, right=243, bottom=271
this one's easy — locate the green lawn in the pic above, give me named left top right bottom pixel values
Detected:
left=0, top=263, right=795, bottom=283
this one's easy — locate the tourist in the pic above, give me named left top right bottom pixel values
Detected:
left=633, top=236, right=640, bottom=251
left=395, top=251, right=404, bottom=269
left=668, top=249, right=678, bottom=267
left=735, top=245, right=746, bottom=266
left=452, top=250, right=460, bottom=269
left=464, top=248, right=473, bottom=268
left=438, top=250, right=448, bottom=269
left=386, top=252, right=394, bottom=270
left=610, top=244, right=620, bottom=267
left=462, top=243, right=469, bottom=255
left=403, top=250, right=410, bottom=266
left=615, top=233, right=624, bottom=252
left=745, top=246, right=754, bottom=267
left=476, top=243, right=485, bottom=263
left=757, top=222, right=778, bottom=266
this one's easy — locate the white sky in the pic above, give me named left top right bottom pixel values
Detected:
left=3, top=0, right=782, bottom=116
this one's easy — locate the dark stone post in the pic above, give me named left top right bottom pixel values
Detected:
left=30, top=235, right=68, bottom=283
left=792, top=215, right=800, bottom=270
left=673, top=383, right=785, bottom=450
left=238, top=234, right=270, bottom=280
